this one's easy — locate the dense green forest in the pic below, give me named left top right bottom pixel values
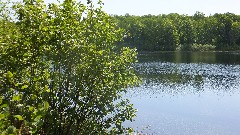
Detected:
left=113, top=12, right=240, bottom=51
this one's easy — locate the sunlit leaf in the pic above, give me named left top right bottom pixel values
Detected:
left=21, top=85, right=28, bottom=89
left=14, top=115, right=23, bottom=120
left=12, top=95, right=21, bottom=101
left=0, top=114, right=5, bottom=120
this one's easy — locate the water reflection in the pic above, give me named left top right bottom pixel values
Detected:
left=130, top=60, right=240, bottom=97
left=138, top=51, right=240, bottom=64
left=126, top=52, right=240, bottom=134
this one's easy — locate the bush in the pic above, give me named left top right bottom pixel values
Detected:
left=0, top=0, right=139, bottom=134
left=178, top=43, right=216, bottom=51
left=191, top=43, right=216, bottom=51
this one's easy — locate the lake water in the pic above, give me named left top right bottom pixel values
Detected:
left=126, top=52, right=240, bottom=135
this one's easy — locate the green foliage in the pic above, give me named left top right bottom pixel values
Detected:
left=0, top=0, right=139, bottom=134
left=113, top=12, right=240, bottom=51
left=190, top=44, right=216, bottom=52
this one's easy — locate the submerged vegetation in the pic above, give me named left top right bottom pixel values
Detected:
left=113, top=12, right=240, bottom=51
left=0, top=0, right=139, bottom=134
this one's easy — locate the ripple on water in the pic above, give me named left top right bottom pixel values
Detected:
left=129, top=62, right=240, bottom=98
left=125, top=53, right=240, bottom=135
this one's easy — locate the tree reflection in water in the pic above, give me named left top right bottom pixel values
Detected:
left=129, top=61, right=240, bottom=97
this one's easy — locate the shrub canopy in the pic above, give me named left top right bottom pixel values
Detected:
left=0, top=0, right=138, bottom=134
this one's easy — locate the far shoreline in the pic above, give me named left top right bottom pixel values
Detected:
left=137, top=50, right=240, bottom=54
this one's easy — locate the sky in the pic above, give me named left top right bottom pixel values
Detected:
left=101, top=0, right=240, bottom=16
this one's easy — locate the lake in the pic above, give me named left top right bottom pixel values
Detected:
left=126, top=51, right=240, bottom=135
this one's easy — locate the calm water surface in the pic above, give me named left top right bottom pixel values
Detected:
left=126, top=52, right=240, bottom=135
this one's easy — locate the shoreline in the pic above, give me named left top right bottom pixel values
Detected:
left=137, top=50, right=240, bottom=54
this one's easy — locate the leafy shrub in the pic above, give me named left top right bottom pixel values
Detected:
left=0, top=0, right=139, bottom=134
left=178, top=43, right=216, bottom=51
left=191, top=43, right=216, bottom=51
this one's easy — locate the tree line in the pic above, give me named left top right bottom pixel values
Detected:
left=113, top=12, right=240, bottom=51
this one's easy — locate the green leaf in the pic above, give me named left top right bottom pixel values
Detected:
left=98, top=50, right=103, bottom=55
left=0, top=114, right=5, bottom=120
left=14, top=115, right=23, bottom=120
left=33, top=77, right=38, bottom=81
left=6, top=71, right=13, bottom=78
left=0, top=96, right=3, bottom=104
left=0, top=104, right=8, bottom=108
left=21, top=85, right=28, bottom=89
left=34, top=115, right=42, bottom=122
left=44, top=101, right=49, bottom=110
left=28, top=106, right=34, bottom=111
left=12, top=95, right=21, bottom=101
left=44, top=85, right=50, bottom=92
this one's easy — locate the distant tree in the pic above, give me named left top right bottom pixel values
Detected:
left=113, top=12, right=240, bottom=51
left=232, top=22, right=240, bottom=46
left=178, top=18, right=195, bottom=49
left=193, top=11, right=205, bottom=21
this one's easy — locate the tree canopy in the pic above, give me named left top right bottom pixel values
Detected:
left=113, top=12, right=240, bottom=51
left=0, top=0, right=139, bottom=134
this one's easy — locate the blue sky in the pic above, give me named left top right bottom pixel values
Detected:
left=102, top=0, right=240, bottom=16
